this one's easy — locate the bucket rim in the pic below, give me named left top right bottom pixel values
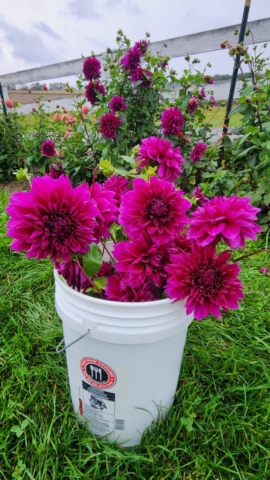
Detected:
left=54, top=269, right=184, bottom=310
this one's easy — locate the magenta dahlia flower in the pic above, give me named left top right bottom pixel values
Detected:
left=134, top=39, right=149, bottom=54
left=99, top=113, right=122, bottom=139
left=120, top=45, right=141, bottom=71
left=210, top=95, right=216, bottom=107
left=173, top=234, right=193, bottom=254
left=105, top=272, right=159, bottom=302
left=190, top=143, right=207, bottom=163
left=113, top=238, right=176, bottom=288
left=193, top=186, right=208, bottom=204
left=48, top=161, right=65, bottom=179
left=41, top=140, right=56, bottom=158
left=188, top=195, right=262, bottom=249
left=119, top=176, right=191, bottom=244
left=187, top=96, right=199, bottom=114
left=89, top=182, right=118, bottom=242
left=6, top=175, right=98, bottom=262
left=136, top=136, right=185, bottom=182
left=165, top=244, right=244, bottom=320
left=161, top=107, right=185, bottom=135
left=131, top=68, right=152, bottom=88
left=85, top=80, right=106, bottom=105
left=95, top=261, right=114, bottom=278
left=204, top=76, right=214, bottom=84
left=56, top=260, right=92, bottom=292
left=108, top=95, right=127, bottom=113
left=199, top=87, right=206, bottom=99
left=259, top=267, right=269, bottom=275
left=102, top=175, right=129, bottom=206
left=83, top=56, right=101, bottom=81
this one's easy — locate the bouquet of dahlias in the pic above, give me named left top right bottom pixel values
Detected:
left=6, top=167, right=262, bottom=321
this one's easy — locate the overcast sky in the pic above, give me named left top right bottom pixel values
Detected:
left=0, top=0, right=269, bottom=85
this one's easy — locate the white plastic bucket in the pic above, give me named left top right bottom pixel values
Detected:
left=54, top=254, right=193, bottom=447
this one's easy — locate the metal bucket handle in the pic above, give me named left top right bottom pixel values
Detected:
left=56, top=328, right=90, bottom=354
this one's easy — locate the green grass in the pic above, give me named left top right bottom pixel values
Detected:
left=1, top=189, right=270, bottom=479
left=205, top=106, right=242, bottom=128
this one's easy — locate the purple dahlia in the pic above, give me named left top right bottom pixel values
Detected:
left=161, top=107, right=185, bottom=135
left=85, top=80, right=106, bottom=105
left=83, top=56, right=101, bottom=81
left=99, top=113, right=122, bottom=139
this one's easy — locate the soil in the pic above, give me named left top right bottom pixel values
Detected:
left=0, top=180, right=30, bottom=194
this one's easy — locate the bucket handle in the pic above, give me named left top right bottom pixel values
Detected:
left=56, top=328, right=90, bottom=354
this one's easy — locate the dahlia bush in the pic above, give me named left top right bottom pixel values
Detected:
left=6, top=171, right=262, bottom=321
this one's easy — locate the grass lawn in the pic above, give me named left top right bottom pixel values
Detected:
left=1, top=189, right=270, bottom=479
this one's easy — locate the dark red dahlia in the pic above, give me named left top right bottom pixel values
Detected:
left=83, top=56, right=101, bottom=80
left=48, top=161, right=65, bottom=179
left=41, top=140, right=56, bottom=158
left=99, top=113, right=122, bottom=139
left=120, top=45, right=141, bottom=71
left=108, top=95, right=127, bottom=113
left=130, top=68, right=152, bottom=88
left=85, top=80, right=106, bottom=105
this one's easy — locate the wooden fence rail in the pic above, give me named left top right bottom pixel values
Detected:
left=0, top=17, right=269, bottom=98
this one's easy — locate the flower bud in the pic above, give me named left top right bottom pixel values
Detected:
left=245, top=96, right=252, bottom=103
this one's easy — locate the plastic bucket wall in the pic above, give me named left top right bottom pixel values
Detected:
left=54, top=271, right=193, bottom=447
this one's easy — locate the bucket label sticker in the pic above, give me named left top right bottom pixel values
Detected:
left=82, top=380, right=115, bottom=435
left=81, top=357, right=117, bottom=389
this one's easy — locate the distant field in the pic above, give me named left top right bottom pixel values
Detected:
left=205, top=106, right=241, bottom=127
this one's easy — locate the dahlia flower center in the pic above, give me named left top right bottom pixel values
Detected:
left=45, top=214, right=76, bottom=241
left=193, top=264, right=222, bottom=294
left=147, top=198, right=169, bottom=221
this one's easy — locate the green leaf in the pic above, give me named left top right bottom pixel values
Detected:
left=82, top=244, right=103, bottom=277
left=263, top=193, right=270, bottom=205
left=240, top=85, right=254, bottom=96
left=261, top=141, right=270, bottom=150
left=228, top=104, right=246, bottom=117
left=236, top=145, right=257, bottom=158
left=181, top=416, right=194, bottom=433
left=93, top=277, right=107, bottom=290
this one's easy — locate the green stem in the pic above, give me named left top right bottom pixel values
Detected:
left=233, top=249, right=270, bottom=263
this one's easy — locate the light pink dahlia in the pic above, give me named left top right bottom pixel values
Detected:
left=89, top=182, right=119, bottom=242
left=113, top=238, right=176, bottom=288
left=136, top=136, right=185, bottom=182
left=188, top=195, right=262, bottom=249
left=165, top=244, right=244, bottom=320
left=161, top=107, right=185, bottom=135
left=119, top=176, right=191, bottom=244
left=105, top=272, right=159, bottom=302
left=6, top=175, right=98, bottom=262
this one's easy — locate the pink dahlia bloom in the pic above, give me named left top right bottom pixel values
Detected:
left=188, top=195, right=262, bottom=249
left=209, top=95, right=216, bottom=107
left=161, top=107, right=185, bottom=135
left=99, top=113, right=122, bottom=139
left=108, top=95, right=127, bottom=113
left=105, top=272, right=159, bottom=302
left=6, top=175, right=98, bottom=262
left=187, top=96, right=199, bottom=114
left=85, top=81, right=106, bottom=105
left=190, top=143, right=207, bottom=163
left=173, top=234, right=193, bottom=254
left=130, top=68, right=152, bottom=88
left=56, top=260, right=92, bottom=292
left=113, top=238, right=176, bottom=288
left=259, top=267, right=269, bottom=275
left=165, top=244, right=244, bottom=320
left=89, top=182, right=119, bottom=242
left=5, top=99, right=14, bottom=108
left=41, top=140, right=56, bottom=158
left=102, top=175, right=129, bottom=206
left=48, top=161, right=65, bottom=179
left=95, top=261, right=114, bottom=278
left=83, top=56, right=101, bottom=81
left=136, top=136, right=185, bottom=182
left=119, top=176, right=191, bottom=244
left=120, top=45, right=141, bottom=71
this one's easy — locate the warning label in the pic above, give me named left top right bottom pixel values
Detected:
left=81, top=357, right=117, bottom=389
left=82, top=380, right=115, bottom=435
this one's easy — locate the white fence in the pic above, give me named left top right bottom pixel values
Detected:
left=0, top=17, right=269, bottom=103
